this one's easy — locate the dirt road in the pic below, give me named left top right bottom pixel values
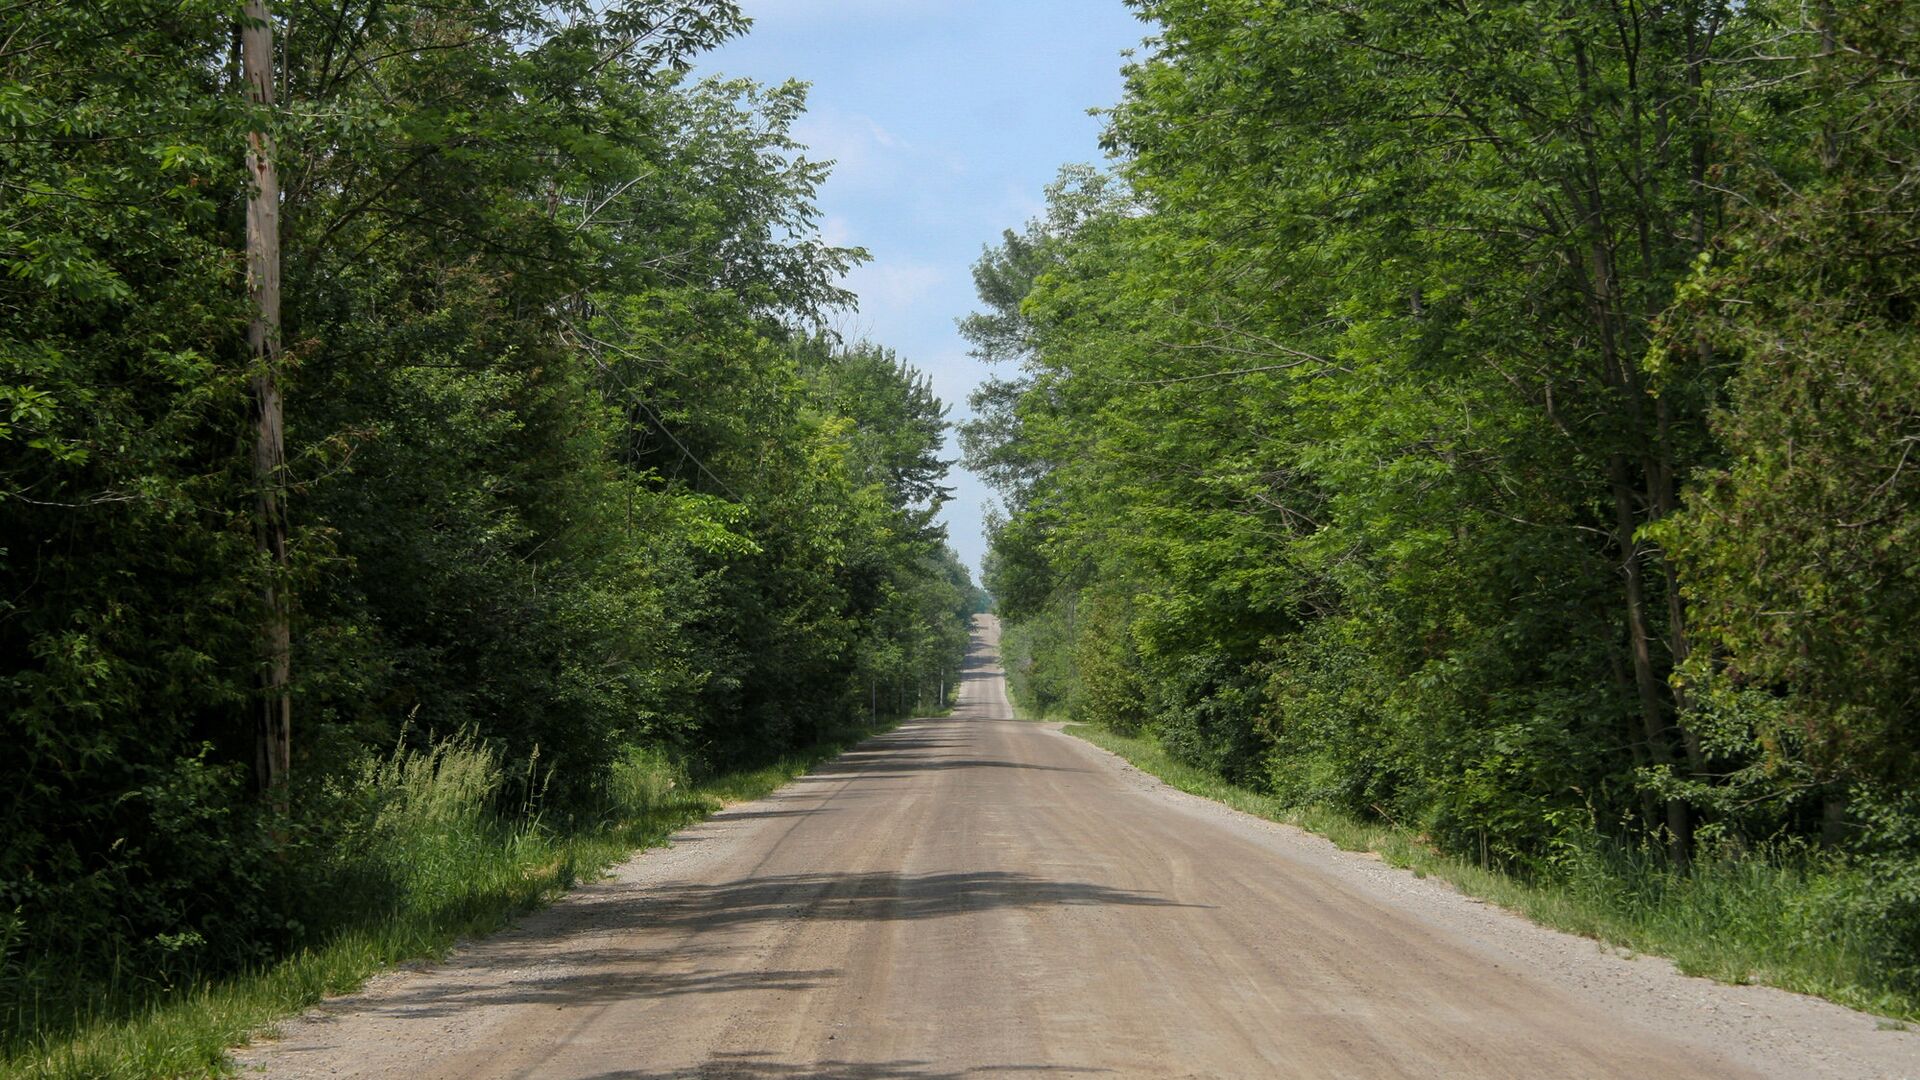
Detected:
left=243, top=616, right=1920, bottom=1078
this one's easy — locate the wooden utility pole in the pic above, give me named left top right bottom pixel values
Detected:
left=242, top=0, right=291, bottom=808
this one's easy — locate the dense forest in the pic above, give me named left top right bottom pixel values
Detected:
left=970, top=1, right=1920, bottom=995
left=0, top=0, right=981, bottom=1050
left=13, top=0, right=1920, bottom=1068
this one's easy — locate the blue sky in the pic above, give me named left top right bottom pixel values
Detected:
left=697, top=1, right=1148, bottom=578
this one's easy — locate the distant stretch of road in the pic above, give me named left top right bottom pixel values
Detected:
left=245, top=615, right=1920, bottom=1079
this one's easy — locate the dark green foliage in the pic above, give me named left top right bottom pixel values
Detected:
left=1, top=0, right=270, bottom=996
left=1658, top=4, right=1920, bottom=802
left=0, top=0, right=974, bottom=1048
left=1147, top=651, right=1266, bottom=787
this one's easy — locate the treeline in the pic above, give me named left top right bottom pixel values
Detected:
left=1, top=0, right=975, bottom=1028
left=969, top=2, right=1920, bottom=991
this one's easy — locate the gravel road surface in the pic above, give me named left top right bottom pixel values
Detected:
left=240, top=615, right=1920, bottom=1079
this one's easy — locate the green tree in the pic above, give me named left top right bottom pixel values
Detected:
left=1659, top=6, right=1920, bottom=833
left=0, top=0, right=979, bottom=1039
left=969, top=0, right=1779, bottom=868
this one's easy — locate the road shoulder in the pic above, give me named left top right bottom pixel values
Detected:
left=1048, top=721, right=1920, bottom=1080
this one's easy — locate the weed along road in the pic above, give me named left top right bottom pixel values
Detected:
left=245, top=616, right=1920, bottom=1079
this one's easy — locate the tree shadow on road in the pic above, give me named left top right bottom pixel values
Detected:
left=630, top=871, right=1200, bottom=932
left=336, top=870, right=1198, bottom=1018
left=706, top=808, right=844, bottom=822
left=350, top=966, right=843, bottom=1018
left=838, top=736, right=972, bottom=753
left=588, top=1052, right=1111, bottom=1078
left=792, top=759, right=1086, bottom=778
left=804, top=730, right=1085, bottom=778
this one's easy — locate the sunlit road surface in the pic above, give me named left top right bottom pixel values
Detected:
left=244, top=615, right=1920, bottom=1079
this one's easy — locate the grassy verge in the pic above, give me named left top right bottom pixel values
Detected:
left=1066, top=722, right=1919, bottom=1024
left=1, top=721, right=892, bottom=1080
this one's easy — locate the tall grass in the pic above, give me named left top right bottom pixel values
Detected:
left=1067, top=722, right=1920, bottom=1022
left=0, top=719, right=889, bottom=1079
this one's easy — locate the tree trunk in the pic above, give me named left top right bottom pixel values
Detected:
left=1610, top=651, right=1661, bottom=834
left=1609, top=454, right=1690, bottom=866
left=1655, top=395, right=1704, bottom=774
left=1667, top=12, right=1713, bottom=776
left=1564, top=52, right=1695, bottom=861
left=243, top=0, right=291, bottom=810
left=1821, top=791, right=1849, bottom=848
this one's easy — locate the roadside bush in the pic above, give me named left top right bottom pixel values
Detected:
left=1069, top=593, right=1149, bottom=733
left=1848, top=790, right=1920, bottom=994
left=1002, top=607, right=1078, bottom=718
left=316, top=731, right=515, bottom=920
left=1149, top=650, right=1268, bottom=788
left=1262, top=623, right=1394, bottom=815
left=0, top=752, right=284, bottom=1042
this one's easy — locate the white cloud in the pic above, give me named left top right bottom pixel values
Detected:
left=844, top=258, right=945, bottom=313
left=817, top=213, right=855, bottom=247
left=867, top=118, right=906, bottom=149
left=793, top=108, right=906, bottom=189
left=743, top=0, right=950, bottom=22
